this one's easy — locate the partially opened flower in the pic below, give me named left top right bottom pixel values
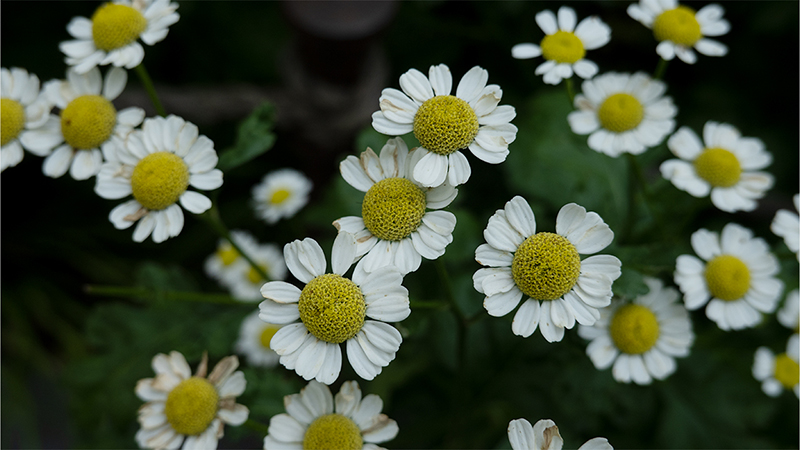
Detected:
left=511, top=6, right=611, bottom=85
left=578, top=277, right=694, bottom=385
left=263, top=380, right=398, bottom=450
left=372, top=63, right=517, bottom=187
left=1, top=67, right=54, bottom=171
left=508, top=418, right=612, bottom=450
left=627, top=0, right=729, bottom=64
left=661, top=121, right=774, bottom=213
left=568, top=72, right=676, bottom=157
left=474, top=197, right=621, bottom=343
left=675, top=223, right=783, bottom=331
left=235, top=311, right=283, bottom=368
left=771, top=194, right=799, bottom=259
left=753, top=335, right=799, bottom=398
left=777, top=289, right=799, bottom=332
left=60, top=0, right=180, bottom=74
left=252, top=168, right=313, bottom=225
left=135, top=351, right=248, bottom=450
left=94, top=115, right=223, bottom=243
left=335, top=137, right=457, bottom=275
left=258, top=232, right=410, bottom=384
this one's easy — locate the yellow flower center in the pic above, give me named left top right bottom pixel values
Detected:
left=270, top=188, right=291, bottom=205
left=774, top=353, right=800, bottom=390
left=693, top=148, right=742, bottom=188
left=91, top=3, right=148, bottom=51
left=540, top=30, right=586, bottom=64
left=1, top=98, right=26, bottom=147
left=259, top=324, right=280, bottom=349
left=60, top=95, right=117, bottom=150
left=216, top=244, right=239, bottom=266
left=130, top=151, right=190, bottom=211
left=652, top=6, right=702, bottom=47
left=247, top=264, right=268, bottom=284
left=413, top=95, right=479, bottom=155
left=362, top=177, right=427, bottom=241
left=511, top=232, right=581, bottom=301
left=597, top=93, right=644, bottom=133
left=302, top=413, right=363, bottom=450
left=609, top=304, right=660, bottom=354
left=298, top=274, right=366, bottom=344
left=164, top=377, right=219, bottom=436
left=704, top=254, right=750, bottom=301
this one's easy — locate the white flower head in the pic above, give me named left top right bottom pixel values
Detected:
left=508, top=418, right=613, bottom=450
left=60, top=0, right=180, bottom=74
left=372, top=63, right=517, bottom=188
left=204, top=230, right=260, bottom=282
left=771, top=194, right=799, bottom=259
left=568, top=71, right=677, bottom=157
left=95, top=114, right=224, bottom=243
left=627, top=0, right=730, bottom=64
left=578, top=277, right=694, bottom=385
left=235, top=310, right=283, bottom=368
left=474, top=197, right=622, bottom=343
left=1, top=67, right=54, bottom=171
left=661, top=121, right=774, bottom=213
left=511, top=6, right=611, bottom=85
left=258, top=232, right=410, bottom=384
left=753, top=334, right=800, bottom=398
left=221, top=242, right=288, bottom=302
left=135, top=351, right=249, bottom=450
left=335, top=137, right=457, bottom=275
left=251, top=168, right=313, bottom=225
left=777, top=289, right=799, bottom=332
left=675, top=223, right=784, bottom=331
left=263, top=380, right=399, bottom=450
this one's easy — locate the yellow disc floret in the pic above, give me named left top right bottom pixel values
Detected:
left=541, top=31, right=586, bottom=64
left=652, top=6, right=702, bottom=46
left=609, top=304, right=660, bottom=354
left=303, top=413, right=363, bottom=450
left=1, top=98, right=26, bottom=147
left=60, top=95, right=117, bottom=150
left=260, top=324, right=280, bottom=349
left=91, top=3, right=147, bottom=51
left=270, top=188, right=291, bottom=205
left=774, top=353, right=800, bottom=390
left=298, top=274, right=366, bottom=344
left=130, top=151, right=190, bottom=211
left=216, top=244, right=239, bottom=266
left=413, top=95, right=479, bottom=155
left=512, top=232, right=581, bottom=301
left=164, top=377, right=219, bottom=436
left=597, top=93, right=644, bottom=133
left=693, top=148, right=742, bottom=187
left=362, top=177, right=426, bottom=241
left=704, top=254, right=750, bottom=301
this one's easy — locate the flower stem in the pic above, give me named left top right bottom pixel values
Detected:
left=201, top=203, right=271, bottom=282
left=654, top=58, right=669, bottom=80
left=84, top=284, right=249, bottom=305
left=244, top=418, right=271, bottom=436
left=134, top=63, right=167, bottom=117
left=564, top=77, right=576, bottom=104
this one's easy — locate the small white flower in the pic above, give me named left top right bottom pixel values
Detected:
left=1, top=67, right=54, bottom=171
left=221, top=242, right=287, bottom=301
left=235, top=311, right=283, bottom=368
left=508, top=418, right=613, bottom=450
left=771, top=194, right=799, bottom=259
left=661, top=121, right=774, bottom=213
left=675, top=223, right=784, bottom=331
left=568, top=72, right=676, bottom=157
left=60, top=0, right=180, bottom=74
left=335, top=137, right=457, bottom=275
left=512, top=6, right=611, bottom=85
left=204, top=230, right=260, bottom=283
left=753, top=334, right=799, bottom=398
left=474, top=197, right=621, bottom=343
left=94, top=114, right=223, bottom=243
left=627, top=0, right=729, bottom=64
left=263, top=380, right=398, bottom=450
left=372, top=63, right=517, bottom=187
left=579, top=277, right=694, bottom=385
left=251, top=168, right=313, bottom=225
left=777, top=289, right=799, bottom=332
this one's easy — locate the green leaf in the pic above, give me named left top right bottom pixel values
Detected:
left=217, top=102, right=276, bottom=173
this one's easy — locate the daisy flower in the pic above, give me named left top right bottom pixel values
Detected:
left=1, top=67, right=54, bottom=171
left=578, top=277, right=694, bottom=385
left=252, top=168, right=313, bottom=225
left=777, top=289, right=799, bottom=332
left=94, top=114, right=223, bottom=243
left=627, top=0, right=729, bottom=64
left=567, top=72, right=676, bottom=157
left=204, top=230, right=260, bottom=283
left=511, top=6, right=611, bottom=85
left=674, top=223, right=784, bottom=331
left=235, top=311, right=283, bottom=368
left=60, top=0, right=180, bottom=74
left=258, top=232, right=410, bottom=384
left=473, top=197, right=621, bottom=343
left=508, top=418, right=612, bottom=450
left=753, top=334, right=799, bottom=398
left=371, top=63, right=517, bottom=187
left=335, top=137, right=457, bottom=275
left=222, top=242, right=287, bottom=301
left=771, top=194, right=799, bottom=259
left=135, top=351, right=248, bottom=450
left=660, top=121, right=774, bottom=213
left=263, top=380, right=398, bottom=450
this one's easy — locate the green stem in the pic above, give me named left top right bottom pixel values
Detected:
left=564, top=77, right=576, bottom=104
left=134, top=63, right=167, bottom=117
left=626, top=153, right=650, bottom=200
left=84, top=285, right=249, bottom=305
left=201, top=203, right=271, bottom=282
left=435, top=259, right=468, bottom=368
left=654, top=58, right=669, bottom=80
left=243, top=418, right=271, bottom=436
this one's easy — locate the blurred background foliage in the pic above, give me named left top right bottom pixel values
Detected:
left=1, top=1, right=798, bottom=449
